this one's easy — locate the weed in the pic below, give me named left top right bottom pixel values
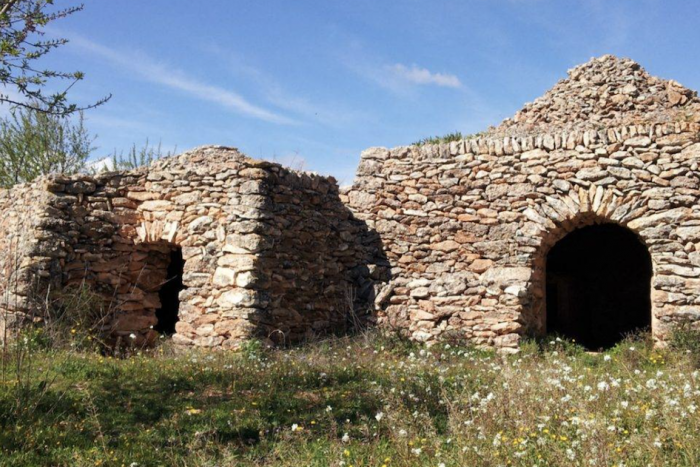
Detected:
left=670, top=319, right=700, bottom=367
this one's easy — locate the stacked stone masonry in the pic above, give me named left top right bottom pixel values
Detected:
left=2, top=55, right=700, bottom=350
left=0, top=146, right=374, bottom=348
left=346, top=122, right=700, bottom=351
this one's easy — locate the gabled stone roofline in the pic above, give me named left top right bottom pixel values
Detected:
left=361, top=121, right=700, bottom=163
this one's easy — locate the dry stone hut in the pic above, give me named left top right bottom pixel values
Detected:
left=2, top=55, right=700, bottom=351
left=0, top=147, right=377, bottom=348
left=345, top=55, right=700, bottom=351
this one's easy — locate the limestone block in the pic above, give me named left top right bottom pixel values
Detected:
left=482, top=267, right=531, bottom=285
left=213, top=267, right=236, bottom=286
left=139, top=200, right=172, bottom=211
left=217, top=288, right=260, bottom=308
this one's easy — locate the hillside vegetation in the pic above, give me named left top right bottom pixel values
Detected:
left=1, top=330, right=699, bottom=466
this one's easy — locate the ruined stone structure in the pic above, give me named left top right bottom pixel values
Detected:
left=344, top=55, right=700, bottom=351
left=2, top=55, right=700, bottom=351
left=0, top=147, right=375, bottom=347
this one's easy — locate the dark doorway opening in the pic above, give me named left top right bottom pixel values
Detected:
left=154, top=248, right=184, bottom=335
left=546, top=224, right=652, bottom=350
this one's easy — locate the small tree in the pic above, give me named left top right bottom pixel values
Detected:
left=0, top=0, right=110, bottom=115
left=0, top=105, right=95, bottom=187
left=110, top=140, right=174, bottom=171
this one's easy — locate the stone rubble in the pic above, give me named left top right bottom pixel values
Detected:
left=492, top=55, right=700, bottom=138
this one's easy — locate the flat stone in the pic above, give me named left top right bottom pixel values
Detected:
left=625, top=136, right=651, bottom=147
left=627, top=208, right=690, bottom=230
left=576, top=168, right=608, bottom=181
left=431, top=240, right=460, bottom=252
left=139, top=200, right=172, bottom=211
left=410, top=287, right=430, bottom=299
left=470, top=258, right=493, bottom=273
left=217, top=289, right=260, bottom=308
left=213, top=267, right=236, bottom=286
left=482, top=267, right=531, bottom=285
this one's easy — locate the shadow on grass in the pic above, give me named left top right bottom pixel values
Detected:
left=0, top=351, right=386, bottom=465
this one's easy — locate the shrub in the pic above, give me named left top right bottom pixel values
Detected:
left=0, top=106, right=95, bottom=187
left=110, top=139, right=175, bottom=170
left=412, top=131, right=484, bottom=146
left=42, top=284, right=112, bottom=351
left=670, top=319, right=700, bottom=367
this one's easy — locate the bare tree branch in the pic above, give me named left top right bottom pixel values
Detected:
left=0, top=0, right=21, bottom=19
left=0, top=1, right=109, bottom=115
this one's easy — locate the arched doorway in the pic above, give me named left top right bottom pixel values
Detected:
left=545, top=223, right=652, bottom=349
left=153, top=247, right=184, bottom=335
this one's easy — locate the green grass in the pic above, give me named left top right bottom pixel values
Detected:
left=1, top=332, right=699, bottom=466
left=412, top=131, right=484, bottom=146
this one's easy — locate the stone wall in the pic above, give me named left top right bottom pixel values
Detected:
left=0, top=146, right=373, bottom=348
left=0, top=182, right=58, bottom=335
left=247, top=165, right=373, bottom=343
left=6, top=53, right=698, bottom=353
left=346, top=122, right=700, bottom=351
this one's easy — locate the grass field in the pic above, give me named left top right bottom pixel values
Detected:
left=1, top=332, right=699, bottom=466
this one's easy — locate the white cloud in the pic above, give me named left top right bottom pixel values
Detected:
left=65, top=34, right=297, bottom=125
left=388, top=64, right=462, bottom=88
left=341, top=44, right=463, bottom=93
left=201, top=43, right=370, bottom=128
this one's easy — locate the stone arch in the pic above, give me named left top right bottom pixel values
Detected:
left=522, top=185, right=658, bottom=345
left=108, top=217, right=189, bottom=345
left=110, top=237, right=186, bottom=345
left=542, top=222, right=652, bottom=348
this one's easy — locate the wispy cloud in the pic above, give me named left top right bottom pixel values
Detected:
left=64, top=34, right=298, bottom=125
left=201, top=43, right=370, bottom=128
left=387, top=64, right=462, bottom=88
left=341, top=42, right=462, bottom=94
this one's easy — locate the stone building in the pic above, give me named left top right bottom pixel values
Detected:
left=345, top=55, right=700, bottom=351
left=0, top=147, right=377, bottom=348
left=2, top=55, right=700, bottom=351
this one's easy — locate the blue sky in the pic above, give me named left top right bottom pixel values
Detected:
left=33, top=0, right=700, bottom=184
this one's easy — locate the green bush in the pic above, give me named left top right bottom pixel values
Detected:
left=110, top=139, right=175, bottom=170
left=0, top=106, right=95, bottom=188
